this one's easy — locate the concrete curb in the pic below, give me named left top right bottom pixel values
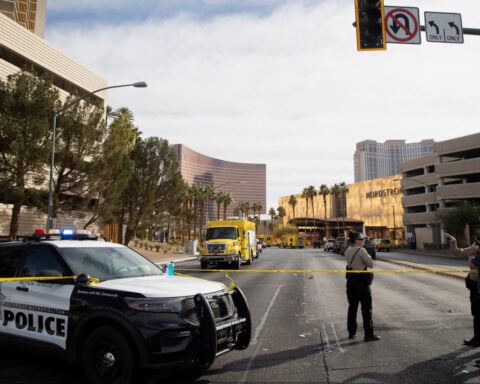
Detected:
left=376, top=257, right=467, bottom=280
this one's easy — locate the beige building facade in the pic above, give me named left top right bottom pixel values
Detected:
left=401, top=132, right=480, bottom=248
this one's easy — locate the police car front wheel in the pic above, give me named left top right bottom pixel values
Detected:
left=82, top=326, right=140, bottom=384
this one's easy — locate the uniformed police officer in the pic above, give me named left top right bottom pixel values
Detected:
left=345, top=230, right=380, bottom=342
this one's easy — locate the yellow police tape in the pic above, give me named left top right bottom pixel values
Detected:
left=0, top=276, right=100, bottom=284
left=0, top=268, right=470, bottom=283
left=177, top=268, right=471, bottom=274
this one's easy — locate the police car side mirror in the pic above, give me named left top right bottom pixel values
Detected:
left=75, top=273, right=90, bottom=284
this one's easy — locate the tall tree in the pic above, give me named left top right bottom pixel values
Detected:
left=214, top=191, right=226, bottom=220
left=0, top=69, right=58, bottom=239
left=301, top=187, right=310, bottom=231
left=319, top=184, right=330, bottom=237
left=252, top=201, right=263, bottom=231
left=252, top=201, right=263, bottom=219
left=182, top=181, right=195, bottom=241
left=302, top=186, right=316, bottom=235
left=52, top=95, right=105, bottom=221
left=88, top=107, right=139, bottom=234
left=122, top=137, right=183, bottom=245
left=330, top=183, right=341, bottom=235
left=237, top=201, right=251, bottom=219
left=331, top=182, right=349, bottom=235
left=338, top=182, right=350, bottom=219
left=288, top=195, right=297, bottom=220
left=204, top=184, right=215, bottom=225
left=307, top=185, right=317, bottom=231
left=222, top=192, right=233, bottom=220
left=277, top=206, right=286, bottom=228
left=319, top=184, right=330, bottom=219
left=268, top=207, right=276, bottom=231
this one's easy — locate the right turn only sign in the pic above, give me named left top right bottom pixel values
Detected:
left=384, top=6, right=421, bottom=44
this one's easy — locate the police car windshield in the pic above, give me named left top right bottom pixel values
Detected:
left=58, top=246, right=163, bottom=280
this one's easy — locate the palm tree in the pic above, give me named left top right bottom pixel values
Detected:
left=239, top=201, right=251, bottom=218
left=204, top=184, right=215, bottom=224
left=182, top=181, right=195, bottom=240
left=301, top=187, right=310, bottom=231
left=302, top=186, right=316, bottom=237
left=222, top=192, right=233, bottom=220
left=214, top=191, right=226, bottom=220
left=288, top=195, right=297, bottom=220
left=307, top=185, right=317, bottom=232
left=338, top=182, right=350, bottom=233
left=319, top=184, right=330, bottom=237
left=269, top=207, right=276, bottom=231
left=277, top=206, right=286, bottom=228
left=189, top=182, right=208, bottom=241
left=331, top=183, right=341, bottom=235
left=252, top=201, right=263, bottom=231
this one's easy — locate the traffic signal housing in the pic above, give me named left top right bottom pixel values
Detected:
left=354, top=0, right=386, bottom=51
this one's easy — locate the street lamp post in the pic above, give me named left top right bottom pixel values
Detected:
left=46, top=81, right=147, bottom=230
left=391, top=205, right=396, bottom=244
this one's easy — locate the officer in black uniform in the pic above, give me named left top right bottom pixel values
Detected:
left=345, top=230, right=380, bottom=342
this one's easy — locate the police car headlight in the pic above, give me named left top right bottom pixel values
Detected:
left=125, top=297, right=184, bottom=313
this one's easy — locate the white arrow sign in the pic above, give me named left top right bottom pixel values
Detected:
left=424, top=12, right=463, bottom=43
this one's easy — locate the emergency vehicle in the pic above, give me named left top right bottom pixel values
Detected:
left=199, top=218, right=256, bottom=269
left=256, top=234, right=273, bottom=247
left=0, top=233, right=251, bottom=384
left=280, top=234, right=305, bottom=248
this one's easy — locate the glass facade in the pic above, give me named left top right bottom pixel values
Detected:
left=354, top=139, right=434, bottom=182
left=174, top=144, right=267, bottom=218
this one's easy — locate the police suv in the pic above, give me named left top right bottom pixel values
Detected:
left=0, top=235, right=251, bottom=383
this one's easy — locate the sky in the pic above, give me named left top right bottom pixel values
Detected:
left=45, top=0, right=480, bottom=212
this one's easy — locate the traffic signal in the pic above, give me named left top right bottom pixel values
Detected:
left=354, top=0, right=386, bottom=51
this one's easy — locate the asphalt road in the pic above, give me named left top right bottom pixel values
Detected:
left=180, top=247, right=479, bottom=384
left=2, top=247, right=480, bottom=384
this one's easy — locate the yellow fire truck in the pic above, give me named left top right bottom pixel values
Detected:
left=257, top=234, right=273, bottom=247
left=280, top=234, right=305, bottom=249
left=199, top=218, right=256, bottom=269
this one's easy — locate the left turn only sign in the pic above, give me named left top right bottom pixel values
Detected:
left=384, top=6, right=421, bottom=44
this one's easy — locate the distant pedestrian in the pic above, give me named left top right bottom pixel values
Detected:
left=445, top=233, right=480, bottom=347
left=345, top=230, right=380, bottom=342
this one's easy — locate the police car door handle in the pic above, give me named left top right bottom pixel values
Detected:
left=16, top=286, right=28, bottom=292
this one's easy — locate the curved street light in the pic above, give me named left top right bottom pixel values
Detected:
left=46, top=81, right=147, bottom=230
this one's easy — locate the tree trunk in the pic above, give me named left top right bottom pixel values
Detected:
left=9, top=202, right=21, bottom=240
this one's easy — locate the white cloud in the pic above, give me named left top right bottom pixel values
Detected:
left=46, top=0, right=480, bottom=210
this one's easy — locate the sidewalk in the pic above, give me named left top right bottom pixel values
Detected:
left=129, top=243, right=196, bottom=265
left=376, top=249, right=469, bottom=280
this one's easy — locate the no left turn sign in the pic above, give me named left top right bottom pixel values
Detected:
left=384, top=6, right=421, bottom=44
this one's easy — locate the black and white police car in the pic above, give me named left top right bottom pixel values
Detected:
left=0, top=232, right=251, bottom=383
